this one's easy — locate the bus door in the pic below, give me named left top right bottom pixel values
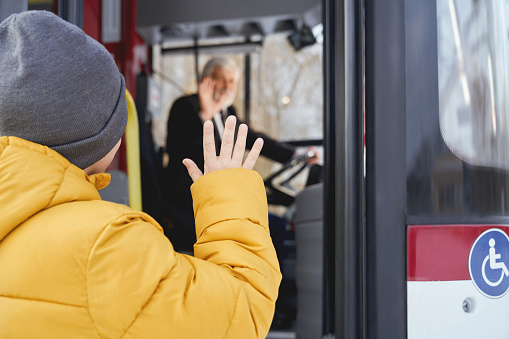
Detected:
left=327, top=0, right=509, bottom=338
left=405, top=0, right=509, bottom=338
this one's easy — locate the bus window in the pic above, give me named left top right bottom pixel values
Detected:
left=407, top=0, right=509, bottom=217
left=150, top=33, right=323, bottom=181
left=437, top=0, right=509, bottom=171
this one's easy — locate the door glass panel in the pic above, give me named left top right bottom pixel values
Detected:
left=437, top=0, right=509, bottom=170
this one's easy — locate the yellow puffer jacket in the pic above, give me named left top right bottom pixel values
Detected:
left=0, top=137, right=281, bottom=339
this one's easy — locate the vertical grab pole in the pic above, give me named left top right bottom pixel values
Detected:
left=125, top=90, right=143, bottom=211
left=194, top=36, right=200, bottom=88
left=58, top=0, right=83, bottom=29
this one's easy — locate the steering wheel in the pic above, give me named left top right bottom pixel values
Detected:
left=264, top=150, right=318, bottom=206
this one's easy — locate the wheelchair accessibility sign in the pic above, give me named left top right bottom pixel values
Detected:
left=469, top=228, right=509, bottom=298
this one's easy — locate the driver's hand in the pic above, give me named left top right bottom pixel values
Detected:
left=305, top=146, right=319, bottom=164
left=183, top=116, right=264, bottom=182
left=198, top=77, right=224, bottom=121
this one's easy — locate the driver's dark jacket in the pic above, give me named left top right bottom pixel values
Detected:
left=164, top=94, right=295, bottom=249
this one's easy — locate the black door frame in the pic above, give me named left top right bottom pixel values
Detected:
left=365, top=0, right=407, bottom=338
left=324, top=0, right=408, bottom=338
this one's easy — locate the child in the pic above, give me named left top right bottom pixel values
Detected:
left=0, top=11, right=280, bottom=338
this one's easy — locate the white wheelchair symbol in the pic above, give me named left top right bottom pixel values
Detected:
left=482, top=238, right=509, bottom=287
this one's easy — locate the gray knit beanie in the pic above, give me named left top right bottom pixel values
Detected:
left=0, top=11, right=128, bottom=169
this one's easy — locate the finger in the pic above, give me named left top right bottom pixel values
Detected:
left=200, top=78, right=213, bottom=93
left=198, top=77, right=209, bottom=91
left=219, top=115, right=237, bottom=162
left=243, top=138, right=263, bottom=170
left=231, top=124, right=247, bottom=166
left=206, top=78, right=216, bottom=93
left=200, top=76, right=211, bottom=85
left=182, top=159, right=203, bottom=182
left=198, top=84, right=208, bottom=103
left=203, top=120, right=217, bottom=173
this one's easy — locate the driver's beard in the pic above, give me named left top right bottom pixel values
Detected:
left=221, top=95, right=235, bottom=108
left=214, top=89, right=235, bottom=108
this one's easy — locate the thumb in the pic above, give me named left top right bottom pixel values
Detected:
left=183, top=159, right=203, bottom=182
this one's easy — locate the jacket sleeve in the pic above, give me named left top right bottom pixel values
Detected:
left=86, top=168, right=281, bottom=339
left=192, top=167, right=282, bottom=338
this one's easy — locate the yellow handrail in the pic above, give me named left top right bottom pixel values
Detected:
left=125, top=90, right=143, bottom=211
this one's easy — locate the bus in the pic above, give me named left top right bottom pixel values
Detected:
left=3, top=0, right=509, bottom=338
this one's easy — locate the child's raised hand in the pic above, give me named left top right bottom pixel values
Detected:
left=183, top=116, right=264, bottom=182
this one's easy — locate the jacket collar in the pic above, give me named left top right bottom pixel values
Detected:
left=0, top=136, right=110, bottom=241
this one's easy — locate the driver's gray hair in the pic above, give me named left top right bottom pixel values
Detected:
left=201, top=57, right=240, bottom=80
